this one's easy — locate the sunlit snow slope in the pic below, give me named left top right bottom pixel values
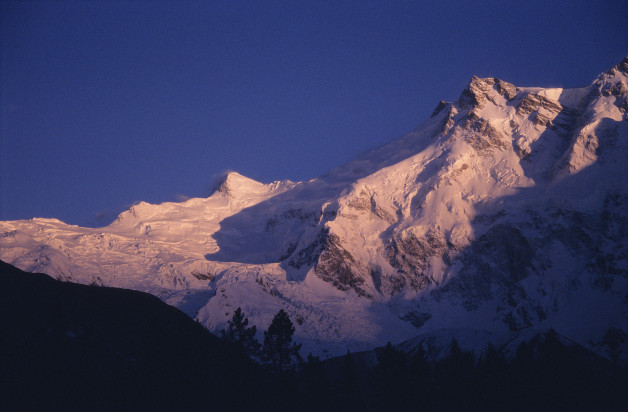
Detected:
left=2, top=56, right=627, bottom=358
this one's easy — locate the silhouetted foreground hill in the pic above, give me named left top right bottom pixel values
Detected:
left=0, top=260, right=261, bottom=411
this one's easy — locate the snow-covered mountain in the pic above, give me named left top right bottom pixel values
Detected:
left=2, top=55, right=627, bottom=359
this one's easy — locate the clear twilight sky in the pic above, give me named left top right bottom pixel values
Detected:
left=1, top=1, right=627, bottom=227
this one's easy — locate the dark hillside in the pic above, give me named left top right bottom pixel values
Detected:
left=0, top=260, right=259, bottom=411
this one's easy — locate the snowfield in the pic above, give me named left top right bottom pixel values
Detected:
left=2, top=55, right=627, bottom=359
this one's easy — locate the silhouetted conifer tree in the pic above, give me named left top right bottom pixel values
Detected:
left=602, top=327, right=626, bottom=364
left=300, top=353, right=330, bottom=410
left=373, top=342, right=410, bottom=410
left=435, top=338, right=476, bottom=409
left=221, top=307, right=260, bottom=356
left=337, top=350, right=364, bottom=412
left=262, top=309, right=302, bottom=373
left=409, top=343, right=431, bottom=408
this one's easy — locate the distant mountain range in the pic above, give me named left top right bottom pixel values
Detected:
left=2, top=55, right=627, bottom=361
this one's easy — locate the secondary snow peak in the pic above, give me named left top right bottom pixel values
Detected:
left=213, top=171, right=263, bottom=195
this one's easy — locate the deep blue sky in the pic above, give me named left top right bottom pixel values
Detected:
left=1, top=1, right=627, bottom=227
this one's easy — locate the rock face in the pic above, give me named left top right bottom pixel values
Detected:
left=1, top=55, right=628, bottom=359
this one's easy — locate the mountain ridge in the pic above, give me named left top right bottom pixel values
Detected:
left=1, top=54, right=627, bottom=359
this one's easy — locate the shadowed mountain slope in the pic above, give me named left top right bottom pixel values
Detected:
left=0, top=260, right=261, bottom=411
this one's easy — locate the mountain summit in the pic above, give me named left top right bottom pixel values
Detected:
left=1, top=55, right=627, bottom=359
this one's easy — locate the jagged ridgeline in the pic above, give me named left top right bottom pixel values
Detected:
left=1, top=55, right=627, bottom=360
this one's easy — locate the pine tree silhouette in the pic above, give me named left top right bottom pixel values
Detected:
left=262, top=309, right=302, bottom=373
left=221, top=307, right=260, bottom=356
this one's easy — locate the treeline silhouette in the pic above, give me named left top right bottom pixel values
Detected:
left=221, top=305, right=627, bottom=411
left=2, top=260, right=626, bottom=411
left=306, top=334, right=628, bottom=411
